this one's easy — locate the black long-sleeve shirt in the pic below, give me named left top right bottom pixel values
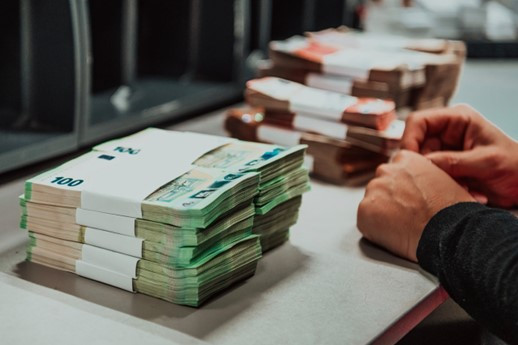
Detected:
left=417, top=202, right=518, bottom=344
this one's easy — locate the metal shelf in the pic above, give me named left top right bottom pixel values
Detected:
left=0, top=0, right=81, bottom=174
left=84, top=79, right=241, bottom=143
left=79, top=0, right=247, bottom=145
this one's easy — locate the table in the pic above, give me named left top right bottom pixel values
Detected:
left=1, top=60, right=517, bottom=345
left=0, top=110, right=444, bottom=345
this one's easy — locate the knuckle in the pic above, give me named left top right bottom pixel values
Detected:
left=484, top=149, right=503, bottom=167
left=397, top=149, right=411, bottom=159
left=445, top=154, right=460, bottom=170
left=452, top=103, right=471, bottom=112
left=375, top=164, right=390, bottom=176
left=367, top=178, right=380, bottom=191
left=391, top=149, right=413, bottom=163
left=406, top=112, right=417, bottom=123
left=453, top=103, right=481, bottom=119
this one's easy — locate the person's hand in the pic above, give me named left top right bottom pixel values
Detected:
left=401, top=104, right=518, bottom=208
left=357, top=150, right=475, bottom=262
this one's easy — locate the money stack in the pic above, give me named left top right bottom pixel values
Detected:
left=224, top=76, right=401, bottom=185
left=225, top=107, right=389, bottom=185
left=20, top=129, right=309, bottom=306
left=259, top=27, right=465, bottom=112
left=191, top=139, right=309, bottom=251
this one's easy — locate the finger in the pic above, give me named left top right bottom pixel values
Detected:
left=421, top=137, right=442, bottom=154
left=469, top=190, right=488, bottom=205
left=374, top=163, right=391, bottom=177
left=363, top=176, right=381, bottom=197
left=390, top=149, right=421, bottom=164
left=425, top=149, right=490, bottom=178
left=401, top=110, right=429, bottom=152
left=401, top=106, right=473, bottom=152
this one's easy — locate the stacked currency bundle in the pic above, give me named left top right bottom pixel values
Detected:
left=20, top=129, right=308, bottom=306
left=96, top=128, right=309, bottom=251
left=225, top=107, right=389, bottom=185
left=260, top=27, right=465, bottom=111
left=230, top=77, right=402, bottom=185
left=246, top=77, right=397, bottom=130
left=191, top=138, right=309, bottom=251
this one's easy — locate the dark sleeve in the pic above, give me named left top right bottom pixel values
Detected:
left=417, top=202, right=518, bottom=344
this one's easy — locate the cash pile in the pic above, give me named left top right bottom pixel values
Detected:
left=20, top=129, right=308, bottom=306
left=192, top=139, right=309, bottom=251
left=225, top=106, right=389, bottom=185
left=225, top=75, right=403, bottom=184
left=259, top=27, right=465, bottom=111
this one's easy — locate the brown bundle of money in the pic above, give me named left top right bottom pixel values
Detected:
left=225, top=108, right=388, bottom=185
left=410, top=59, right=462, bottom=110
left=256, top=108, right=403, bottom=157
left=257, top=62, right=412, bottom=108
left=346, top=119, right=405, bottom=156
left=306, top=28, right=465, bottom=110
left=269, top=36, right=425, bottom=90
left=308, top=26, right=465, bottom=56
left=245, top=77, right=396, bottom=131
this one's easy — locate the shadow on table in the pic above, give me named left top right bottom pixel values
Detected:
left=12, top=241, right=309, bottom=338
left=358, top=238, right=422, bottom=271
left=396, top=297, right=511, bottom=345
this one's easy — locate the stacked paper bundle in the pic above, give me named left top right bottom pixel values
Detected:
left=259, top=27, right=465, bottom=111
left=225, top=107, right=388, bottom=185
left=191, top=137, right=309, bottom=251
left=20, top=128, right=309, bottom=306
left=225, top=76, right=404, bottom=185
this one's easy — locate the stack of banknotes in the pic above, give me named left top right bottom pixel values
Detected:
left=259, top=26, right=465, bottom=111
left=226, top=27, right=465, bottom=185
left=225, top=76, right=404, bottom=184
left=20, top=128, right=309, bottom=306
left=225, top=106, right=391, bottom=185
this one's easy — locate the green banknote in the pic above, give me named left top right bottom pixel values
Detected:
left=21, top=198, right=257, bottom=268
left=27, top=232, right=262, bottom=307
left=20, top=197, right=256, bottom=248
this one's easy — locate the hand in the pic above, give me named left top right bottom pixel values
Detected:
left=402, top=104, right=518, bottom=208
left=357, top=150, right=475, bottom=262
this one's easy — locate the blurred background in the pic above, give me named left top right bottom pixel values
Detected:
left=1, top=0, right=517, bottom=175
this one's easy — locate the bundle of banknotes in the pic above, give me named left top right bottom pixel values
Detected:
left=259, top=26, right=465, bottom=111
left=20, top=128, right=309, bottom=306
left=225, top=106, right=391, bottom=185
left=225, top=27, right=465, bottom=185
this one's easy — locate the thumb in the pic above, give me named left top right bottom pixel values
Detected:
left=425, top=150, right=487, bottom=178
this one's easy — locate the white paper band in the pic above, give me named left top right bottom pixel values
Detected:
left=80, top=244, right=139, bottom=278
left=270, top=36, right=308, bottom=54
left=81, top=130, right=236, bottom=218
left=76, top=260, right=134, bottom=292
left=293, top=113, right=348, bottom=140
left=304, top=154, right=315, bottom=173
left=76, top=208, right=136, bottom=237
left=247, top=77, right=304, bottom=101
left=94, top=128, right=235, bottom=163
left=305, top=73, right=353, bottom=95
left=257, top=125, right=302, bottom=147
left=321, top=51, right=372, bottom=80
left=289, top=87, right=357, bottom=122
left=80, top=156, right=192, bottom=218
left=84, top=227, right=143, bottom=258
